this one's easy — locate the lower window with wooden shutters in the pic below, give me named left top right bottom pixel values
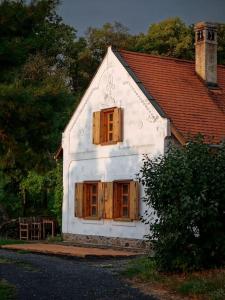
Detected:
left=113, top=181, right=139, bottom=221
left=75, top=181, right=138, bottom=221
left=75, top=182, right=103, bottom=220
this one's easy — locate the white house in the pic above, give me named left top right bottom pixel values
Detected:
left=57, top=22, right=225, bottom=250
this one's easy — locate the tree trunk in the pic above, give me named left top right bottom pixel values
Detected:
left=0, top=202, right=9, bottom=225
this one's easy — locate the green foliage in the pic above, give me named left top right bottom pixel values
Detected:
left=86, top=22, right=136, bottom=62
left=0, top=239, right=25, bottom=246
left=51, top=162, right=63, bottom=226
left=0, top=0, right=74, bottom=220
left=135, top=17, right=194, bottom=59
left=217, top=24, right=225, bottom=65
left=46, top=234, right=62, bottom=243
left=139, top=138, right=225, bottom=272
left=18, top=161, right=63, bottom=224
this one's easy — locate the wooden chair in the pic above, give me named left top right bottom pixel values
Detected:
left=42, top=218, right=55, bottom=239
left=19, top=217, right=30, bottom=240
left=30, top=217, right=42, bottom=240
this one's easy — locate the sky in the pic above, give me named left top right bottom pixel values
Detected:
left=58, top=0, right=225, bottom=36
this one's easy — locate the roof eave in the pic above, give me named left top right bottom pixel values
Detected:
left=170, top=123, right=186, bottom=146
left=54, top=146, right=63, bottom=160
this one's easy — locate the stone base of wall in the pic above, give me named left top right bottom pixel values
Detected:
left=63, top=233, right=151, bottom=252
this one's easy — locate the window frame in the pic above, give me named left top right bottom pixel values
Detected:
left=100, top=107, right=117, bottom=146
left=83, top=181, right=101, bottom=220
left=113, top=180, right=133, bottom=222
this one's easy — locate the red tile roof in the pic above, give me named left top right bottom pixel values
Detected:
left=119, top=49, right=225, bottom=144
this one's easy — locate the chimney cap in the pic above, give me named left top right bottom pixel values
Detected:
left=194, top=21, right=217, bottom=31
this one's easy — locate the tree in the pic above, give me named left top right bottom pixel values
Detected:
left=135, top=17, right=194, bottom=59
left=0, top=0, right=76, bottom=217
left=218, top=24, right=225, bottom=65
left=86, top=22, right=136, bottom=62
left=139, top=138, right=225, bottom=271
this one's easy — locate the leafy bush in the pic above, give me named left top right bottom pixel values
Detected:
left=139, top=137, right=225, bottom=271
left=18, top=161, right=63, bottom=226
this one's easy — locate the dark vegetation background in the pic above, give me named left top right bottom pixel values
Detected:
left=0, top=0, right=225, bottom=228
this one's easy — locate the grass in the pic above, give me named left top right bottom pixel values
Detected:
left=46, top=234, right=62, bottom=243
left=17, top=250, right=31, bottom=254
left=176, top=271, right=225, bottom=300
left=0, top=279, right=16, bottom=300
left=123, top=257, right=225, bottom=300
left=122, top=256, right=162, bottom=281
left=0, top=238, right=25, bottom=246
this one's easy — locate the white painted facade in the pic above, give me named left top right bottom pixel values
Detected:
left=62, top=47, right=170, bottom=241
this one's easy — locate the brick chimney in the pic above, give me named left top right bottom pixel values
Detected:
left=194, top=22, right=218, bottom=86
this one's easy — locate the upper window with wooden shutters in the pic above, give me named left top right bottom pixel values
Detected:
left=92, top=107, right=123, bottom=145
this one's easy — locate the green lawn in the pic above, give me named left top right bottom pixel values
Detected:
left=0, top=238, right=25, bottom=246
left=0, top=279, right=16, bottom=300
left=123, top=257, right=225, bottom=300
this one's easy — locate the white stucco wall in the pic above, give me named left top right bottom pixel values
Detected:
left=62, top=47, right=169, bottom=240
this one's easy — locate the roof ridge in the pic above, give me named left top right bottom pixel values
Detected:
left=119, top=49, right=194, bottom=64
left=119, top=49, right=225, bottom=67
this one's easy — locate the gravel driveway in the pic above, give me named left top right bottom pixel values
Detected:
left=0, top=249, right=156, bottom=300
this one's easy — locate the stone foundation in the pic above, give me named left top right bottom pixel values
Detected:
left=63, top=233, right=151, bottom=252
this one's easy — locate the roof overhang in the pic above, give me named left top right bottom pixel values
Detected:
left=54, top=146, right=63, bottom=160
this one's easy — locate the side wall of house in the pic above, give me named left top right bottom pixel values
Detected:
left=62, top=48, right=169, bottom=244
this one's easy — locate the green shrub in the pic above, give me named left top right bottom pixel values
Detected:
left=139, top=137, right=225, bottom=272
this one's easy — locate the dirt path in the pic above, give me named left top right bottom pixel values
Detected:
left=0, top=249, right=157, bottom=300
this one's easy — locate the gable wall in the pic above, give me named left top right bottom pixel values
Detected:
left=62, top=47, right=169, bottom=240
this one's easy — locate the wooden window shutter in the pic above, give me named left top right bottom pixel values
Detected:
left=92, top=111, right=101, bottom=144
left=113, top=182, right=120, bottom=219
left=113, top=108, right=122, bottom=143
left=75, top=183, right=83, bottom=218
left=129, top=181, right=139, bottom=220
left=97, top=182, right=104, bottom=219
left=103, top=182, right=113, bottom=219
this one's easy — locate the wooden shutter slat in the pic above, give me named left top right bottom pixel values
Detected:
left=113, top=108, right=122, bottom=143
left=75, top=183, right=83, bottom=218
left=104, top=182, right=113, bottom=219
left=97, top=182, right=104, bottom=219
left=129, top=181, right=139, bottom=220
left=92, top=111, right=101, bottom=144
